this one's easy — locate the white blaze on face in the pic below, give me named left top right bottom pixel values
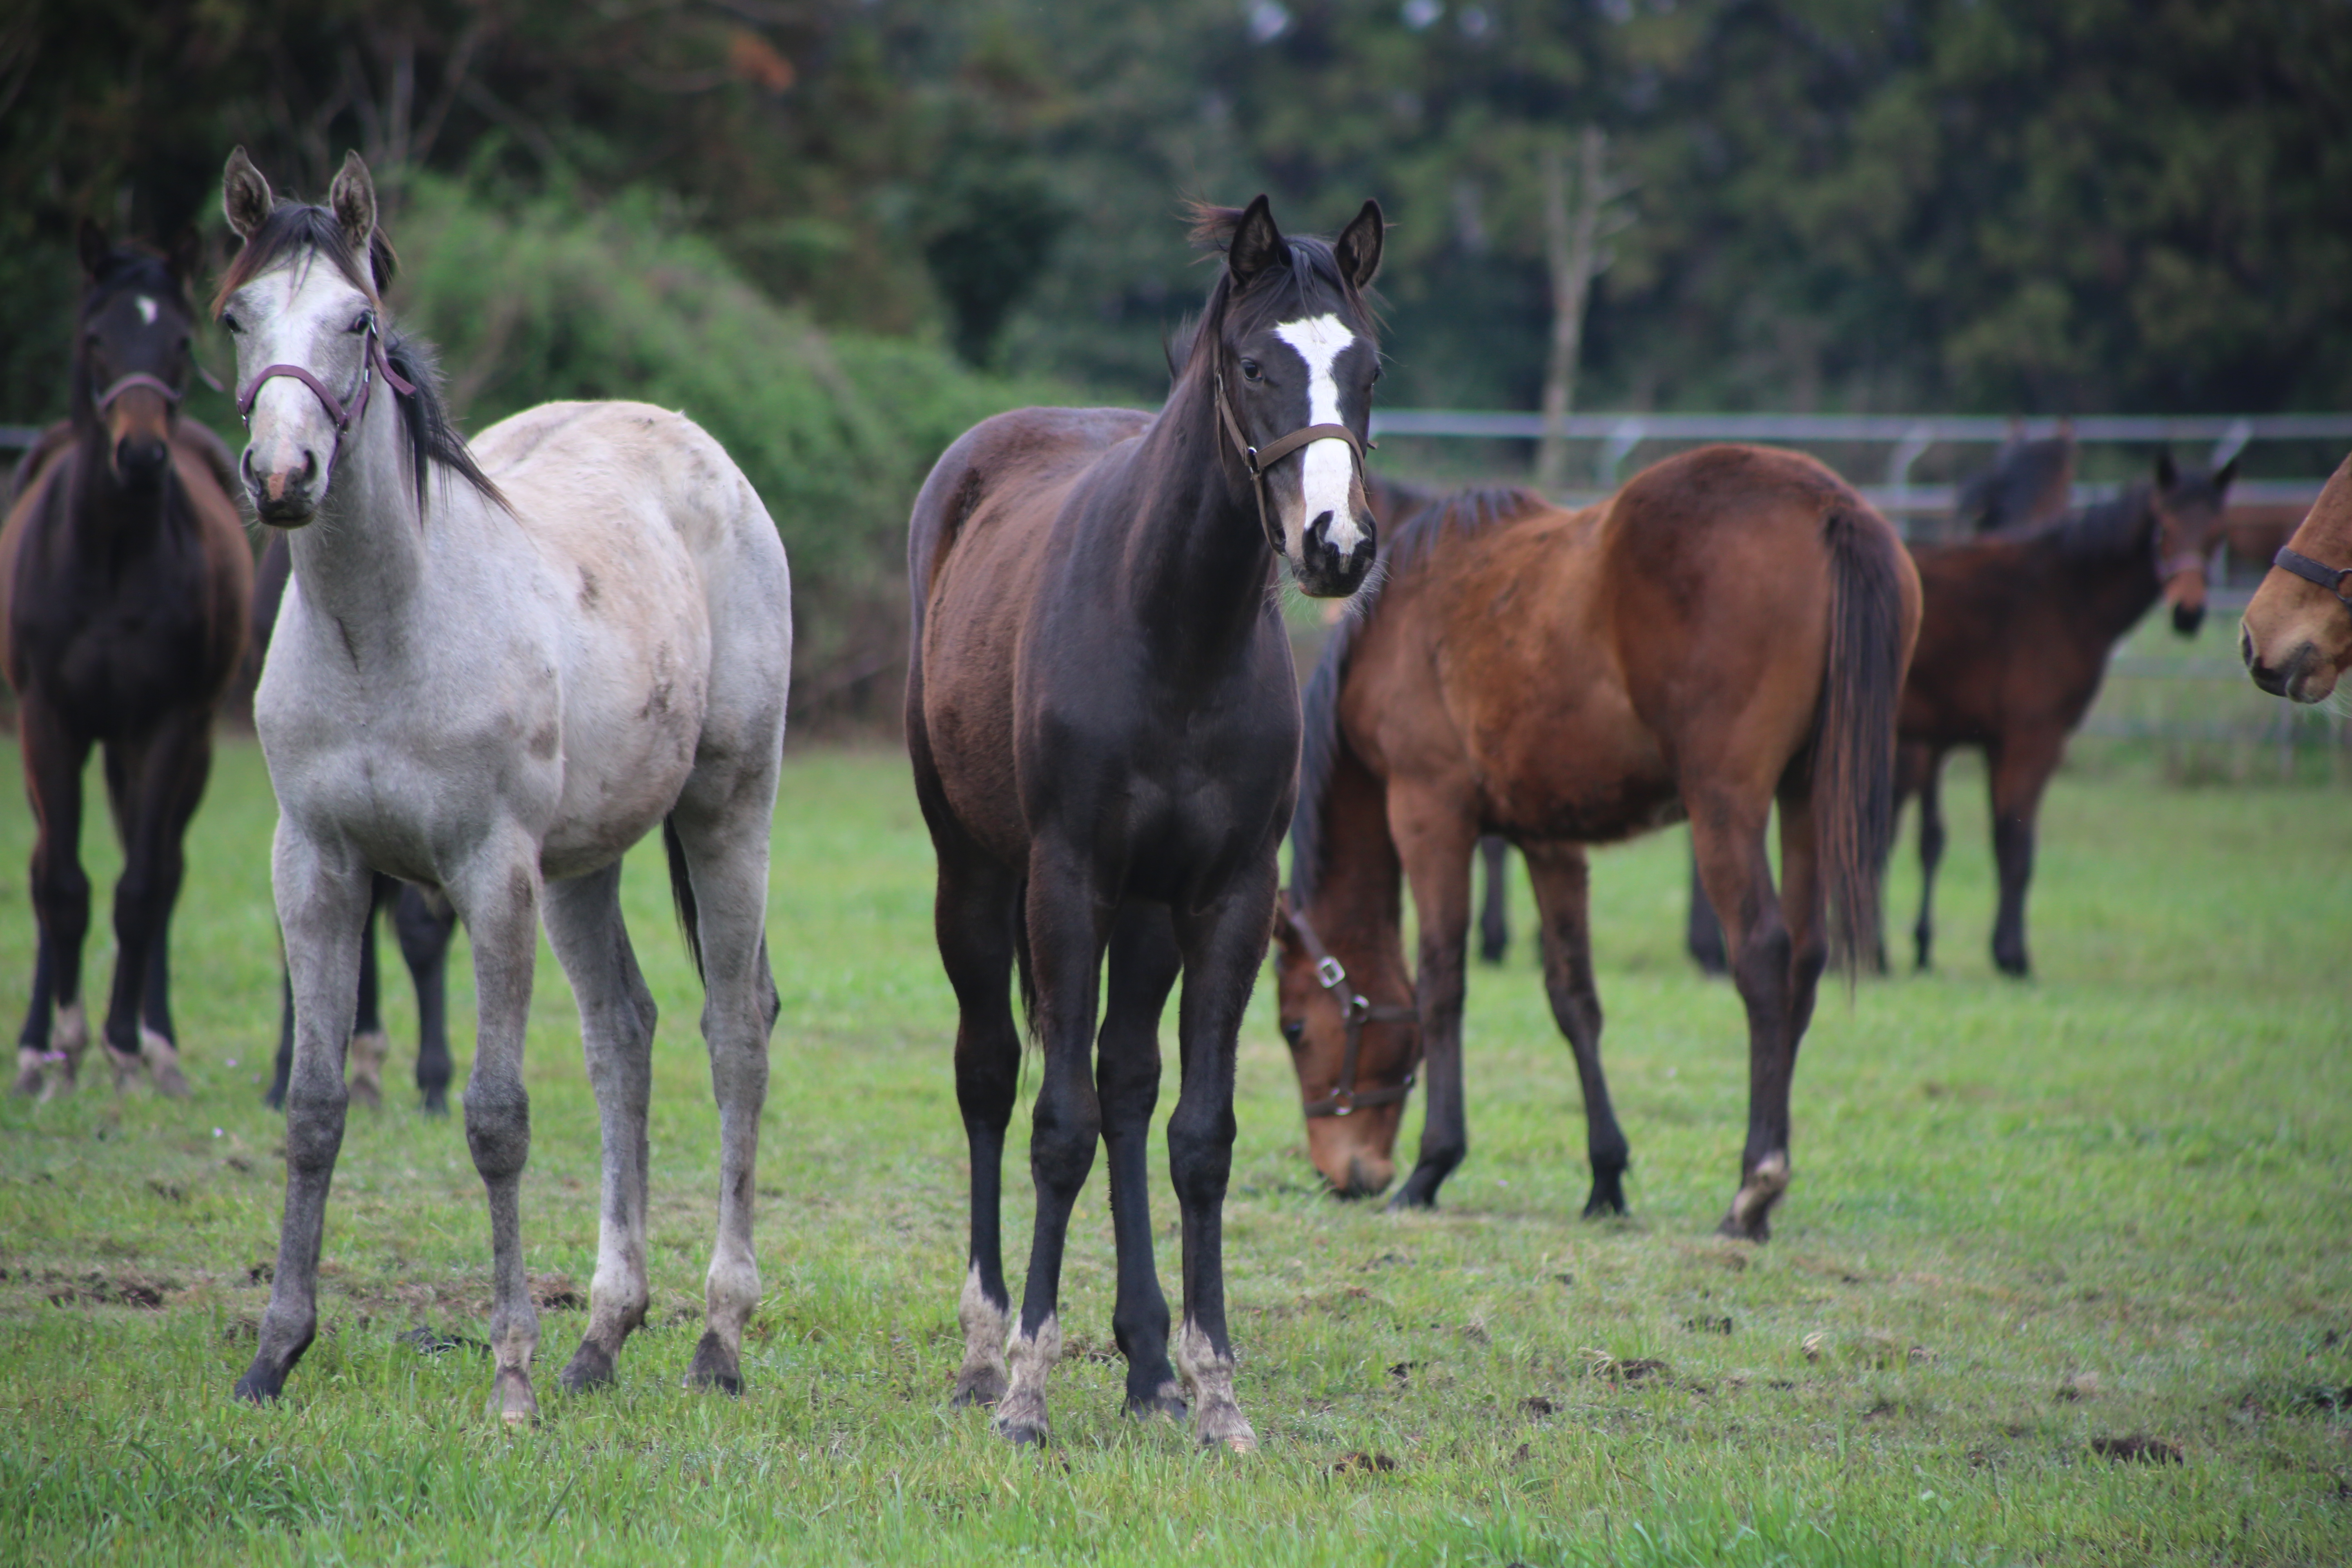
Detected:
left=135, top=296, right=158, bottom=326
left=1272, top=314, right=1365, bottom=555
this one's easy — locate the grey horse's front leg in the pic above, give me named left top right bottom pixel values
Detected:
left=236, top=830, right=371, bottom=1403
left=450, top=839, right=545, bottom=1423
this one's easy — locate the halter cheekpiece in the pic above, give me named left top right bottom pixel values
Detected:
left=2272, top=546, right=2352, bottom=616
left=236, top=321, right=414, bottom=437
left=1282, top=902, right=1421, bottom=1119
left=1213, top=362, right=1371, bottom=555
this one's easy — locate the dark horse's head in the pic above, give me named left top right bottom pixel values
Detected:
left=72, top=222, right=206, bottom=490
left=1181, top=196, right=1385, bottom=597
left=2149, top=447, right=2238, bottom=636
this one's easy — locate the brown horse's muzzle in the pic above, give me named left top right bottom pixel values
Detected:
left=104, top=385, right=174, bottom=489
left=2163, top=566, right=2207, bottom=637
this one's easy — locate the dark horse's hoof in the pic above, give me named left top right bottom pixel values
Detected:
left=232, top=1365, right=285, bottom=1405
left=1124, top=1379, right=1189, bottom=1422
left=1384, top=1187, right=1437, bottom=1214
left=1581, top=1185, right=1630, bottom=1220
left=558, top=1340, right=618, bottom=1393
left=684, top=1330, right=744, bottom=1395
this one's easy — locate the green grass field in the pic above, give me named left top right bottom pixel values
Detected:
left=1, top=736, right=2347, bottom=1566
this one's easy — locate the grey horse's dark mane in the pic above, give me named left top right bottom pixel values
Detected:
left=1288, top=480, right=1548, bottom=904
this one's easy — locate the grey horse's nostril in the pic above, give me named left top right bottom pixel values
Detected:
left=2239, top=625, right=2254, bottom=669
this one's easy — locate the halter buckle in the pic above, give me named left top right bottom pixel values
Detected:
left=1314, top=956, right=1346, bottom=989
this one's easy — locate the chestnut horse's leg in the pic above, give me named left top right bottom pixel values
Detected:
left=1520, top=843, right=1630, bottom=1216
left=927, top=837, right=1023, bottom=1410
left=1386, top=790, right=1481, bottom=1212
left=544, top=864, right=657, bottom=1394
left=12, top=695, right=93, bottom=1099
left=1096, top=900, right=1186, bottom=1421
left=1908, top=745, right=1946, bottom=973
left=1987, top=728, right=2065, bottom=978
left=1688, top=797, right=1796, bottom=1241
left=1476, top=835, right=1511, bottom=965
left=1166, top=860, right=1276, bottom=1453
left=392, top=885, right=458, bottom=1114
left=995, top=844, right=1111, bottom=1445
left=1684, top=841, right=1729, bottom=976
left=98, top=708, right=211, bottom=1096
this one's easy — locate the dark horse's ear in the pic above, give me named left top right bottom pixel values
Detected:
left=329, top=151, right=378, bottom=262
left=2212, top=454, right=2239, bottom=494
left=167, top=227, right=204, bottom=292
left=223, top=147, right=274, bottom=241
left=1270, top=890, right=1304, bottom=953
left=77, top=218, right=109, bottom=278
left=2154, top=445, right=2179, bottom=490
left=1333, top=200, right=1385, bottom=291
left=1228, top=194, right=1284, bottom=287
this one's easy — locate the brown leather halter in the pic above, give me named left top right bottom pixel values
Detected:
left=236, top=322, right=413, bottom=440
left=1212, top=362, right=1370, bottom=555
left=2272, top=546, right=2352, bottom=617
left=1281, top=901, right=1421, bottom=1119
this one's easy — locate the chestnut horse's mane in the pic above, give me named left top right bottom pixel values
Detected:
left=1290, top=480, right=1548, bottom=904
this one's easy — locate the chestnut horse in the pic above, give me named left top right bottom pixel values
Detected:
left=2244, top=450, right=2352, bottom=706
left=908, top=196, right=1383, bottom=1450
left=1272, top=447, right=1919, bottom=1239
left=3, top=224, right=252, bottom=1100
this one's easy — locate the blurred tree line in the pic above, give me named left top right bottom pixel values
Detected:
left=4, top=0, right=2346, bottom=711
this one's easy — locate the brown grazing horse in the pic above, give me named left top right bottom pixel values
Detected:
left=2244, top=450, right=2352, bottom=705
left=909, top=196, right=1383, bottom=1449
left=1272, top=447, right=1920, bottom=1239
left=3, top=224, right=252, bottom=1099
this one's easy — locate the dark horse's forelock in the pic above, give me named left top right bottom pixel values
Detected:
left=1178, top=202, right=1375, bottom=379
left=1289, top=481, right=1547, bottom=905
left=213, top=200, right=501, bottom=516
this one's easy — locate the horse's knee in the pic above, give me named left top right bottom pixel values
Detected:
left=1167, top=1110, right=1235, bottom=1209
left=463, top=1085, right=531, bottom=1181
left=281, top=1083, right=349, bottom=1172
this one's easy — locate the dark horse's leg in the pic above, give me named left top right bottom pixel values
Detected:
left=993, top=842, right=1111, bottom=1446
left=1096, top=900, right=1186, bottom=1420
left=1521, top=843, right=1630, bottom=1217
left=1908, top=745, right=1945, bottom=973
left=267, top=896, right=381, bottom=1110
left=1476, top=835, right=1511, bottom=965
left=1987, top=729, right=2064, bottom=978
left=12, top=695, right=94, bottom=1098
left=926, top=827, right=1024, bottom=1411
left=1387, top=791, right=1480, bottom=1212
left=1684, top=838, right=1728, bottom=976
left=393, top=885, right=458, bottom=1113
left=1165, top=860, right=1275, bottom=1451
left=1689, top=792, right=1797, bottom=1241
left=96, top=708, right=212, bottom=1096
left=345, top=875, right=396, bottom=1109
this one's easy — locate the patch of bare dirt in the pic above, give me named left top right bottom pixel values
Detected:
left=36, top=1270, right=169, bottom=1309
left=1327, top=1451, right=1397, bottom=1476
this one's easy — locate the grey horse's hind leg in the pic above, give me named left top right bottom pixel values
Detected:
left=447, top=837, right=545, bottom=1423
left=542, top=865, right=656, bottom=1393
left=236, top=833, right=370, bottom=1404
left=666, top=788, right=780, bottom=1396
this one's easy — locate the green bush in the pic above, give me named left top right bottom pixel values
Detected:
left=388, top=176, right=1070, bottom=726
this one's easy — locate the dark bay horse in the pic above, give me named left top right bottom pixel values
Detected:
left=3, top=224, right=252, bottom=1099
left=907, top=195, right=1384, bottom=1450
left=250, top=534, right=459, bottom=1114
left=1271, top=448, right=1920, bottom=1238
left=2244, top=450, right=2352, bottom=705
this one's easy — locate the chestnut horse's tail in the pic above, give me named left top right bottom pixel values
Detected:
left=1814, top=503, right=1912, bottom=978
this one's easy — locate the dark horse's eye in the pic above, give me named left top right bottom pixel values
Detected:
left=1280, top=1020, right=1304, bottom=1049
left=1240, top=359, right=1263, bottom=383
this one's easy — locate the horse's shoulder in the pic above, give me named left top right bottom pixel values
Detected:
left=5, top=421, right=75, bottom=515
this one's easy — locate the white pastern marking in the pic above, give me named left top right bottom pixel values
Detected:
left=135, top=296, right=158, bottom=326
left=1272, top=314, right=1364, bottom=553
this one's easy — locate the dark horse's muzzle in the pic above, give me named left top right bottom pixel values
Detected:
left=1297, top=508, right=1376, bottom=598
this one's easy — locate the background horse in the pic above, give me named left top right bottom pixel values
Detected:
left=906, top=195, right=1383, bottom=1450
left=216, top=150, right=792, bottom=1423
left=2, top=223, right=252, bottom=1100
left=2243, top=450, right=2352, bottom=706
left=1272, top=448, right=1919, bottom=1239
left=250, top=534, right=460, bottom=1114
left=1694, top=451, right=2234, bottom=978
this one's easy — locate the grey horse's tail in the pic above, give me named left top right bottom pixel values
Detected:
left=662, top=815, right=703, bottom=981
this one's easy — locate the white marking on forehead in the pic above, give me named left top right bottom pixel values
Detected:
left=135, top=296, right=158, bottom=325
left=1271, top=314, right=1365, bottom=553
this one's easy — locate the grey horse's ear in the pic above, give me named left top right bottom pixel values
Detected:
left=328, top=151, right=377, bottom=261
left=1227, top=194, right=1284, bottom=287
left=223, top=147, right=274, bottom=241
left=1333, top=200, right=1385, bottom=291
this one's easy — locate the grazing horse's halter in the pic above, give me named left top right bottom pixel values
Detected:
left=1282, top=902, right=1421, bottom=1119
left=2271, top=547, right=2352, bottom=617
left=1213, top=363, right=1370, bottom=554
left=236, top=321, right=414, bottom=441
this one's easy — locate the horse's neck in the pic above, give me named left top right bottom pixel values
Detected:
left=64, top=421, right=170, bottom=552
left=1303, top=744, right=1412, bottom=987
left=1112, top=383, right=1278, bottom=671
left=2057, top=499, right=2163, bottom=642
left=283, top=393, right=429, bottom=649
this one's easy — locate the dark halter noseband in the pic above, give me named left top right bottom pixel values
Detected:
left=1282, top=901, right=1421, bottom=1119
left=2272, top=547, right=2352, bottom=617
left=94, top=362, right=223, bottom=414
left=1213, top=363, right=1371, bottom=555
left=236, top=321, right=414, bottom=440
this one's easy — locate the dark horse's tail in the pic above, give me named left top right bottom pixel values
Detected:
left=663, top=815, right=704, bottom=981
left=1813, top=503, right=1914, bottom=979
